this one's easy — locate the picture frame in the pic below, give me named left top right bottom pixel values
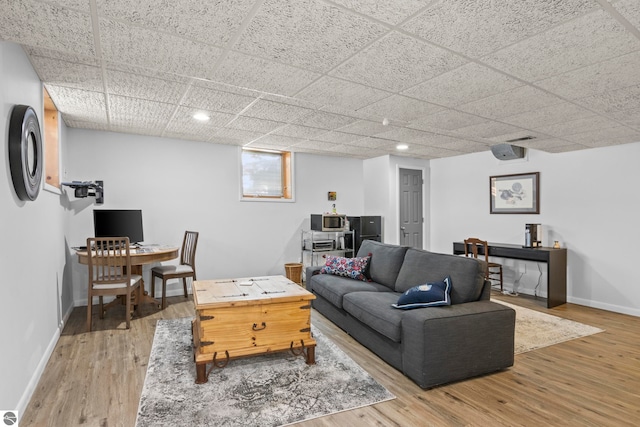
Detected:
left=490, top=172, right=539, bottom=214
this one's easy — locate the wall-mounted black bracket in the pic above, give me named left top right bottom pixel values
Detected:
left=61, top=180, right=104, bottom=204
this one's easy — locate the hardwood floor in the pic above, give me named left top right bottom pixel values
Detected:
left=22, top=292, right=640, bottom=426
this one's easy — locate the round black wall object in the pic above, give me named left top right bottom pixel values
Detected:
left=8, top=104, right=43, bottom=201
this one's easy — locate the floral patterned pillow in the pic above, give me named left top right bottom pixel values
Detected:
left=320, top=255, right=371, bottom=281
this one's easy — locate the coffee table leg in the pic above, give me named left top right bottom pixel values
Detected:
left=195, top=363, right=207, bottom=384
left=306, top=345, right=316, bottom=365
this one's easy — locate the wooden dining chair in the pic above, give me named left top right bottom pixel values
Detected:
left=151, top=231, right=199, bottom=309
left=464, top=237, right=503, bottom=292
left=86, top=237, right=142, bottom=332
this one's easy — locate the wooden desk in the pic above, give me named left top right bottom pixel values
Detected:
left=453, top=242, right=567, bottom=308
left=77, top=245, right=179, bottom=306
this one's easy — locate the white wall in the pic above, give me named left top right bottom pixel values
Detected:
left=63, top=129, right=365, bottom=305
left=0, top=42, right=68, bottom=414
left=430, top=144, right=640, bottom=316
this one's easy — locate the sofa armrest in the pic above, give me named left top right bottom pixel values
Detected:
left=305, top=266, right=323, bottom=291
left=479, top=279, right=492, bottom=300
left=401, top=301, right=515, bottom=389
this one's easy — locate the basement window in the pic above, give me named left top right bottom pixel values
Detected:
left=43, top=87, right=61, bottom=192
left=241, top=148, right=293, bottom=201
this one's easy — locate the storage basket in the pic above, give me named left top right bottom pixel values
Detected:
left=284, top=262, right=303, bottom=285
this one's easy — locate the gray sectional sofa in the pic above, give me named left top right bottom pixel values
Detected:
left=306, top=240, right=515, bottom=389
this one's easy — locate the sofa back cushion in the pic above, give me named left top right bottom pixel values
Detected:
left=394, top=248, right=485, bottom=304
left=356, top=240, right=408, bottom=290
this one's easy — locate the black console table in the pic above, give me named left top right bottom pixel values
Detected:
left=453, top=242, right=567, bottom=308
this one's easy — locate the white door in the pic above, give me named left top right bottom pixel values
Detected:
left=399, top=168, right=423, bottom=248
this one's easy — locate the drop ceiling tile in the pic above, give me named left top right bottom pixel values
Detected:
left=331, top=31, right=467, bottom=92
left=375, top=127, right=435, bottom=143
left=409, top=145, right=464, bottom=158
left=234, top=0, right=388, bottom=72
left=99, top=19, right=223, bottom=78
left=564, top=125, right=640, bottom=146
left=514, top=138, right=576, bottom=151
left=292, top=140, right=340, bottom=151
left=272, top=124, right=326, bottom=139
left=47, top=0, right=91, bottom=11
left=501, top=102, right=595, bottom=129
left=250, top=134, right=301, bottom=147
left=403, top=62, right=522, bottom=107
left=575, top=84, right=640, bottom=114
left=108, top=96, right=176, bottom=128
left=181, top=86, right=256, bottom=114
left=106, top=70, right=188, bottom=104
left=333, top=144, right=388, bottom=158
left=28, top=56, right=103, bottom=91
left=613, top=0, right=640, bottom=28
left=293, top=110, right=358, bottom=130
left=171, top=107, right=235, bottom=128
left=335, top=120, right=390, bottom=136
left=210, top=128, right=263, bottom=145
left=608, top=107, right=640, bottom=128
left=297, top=77, right=389, bottom=111
left=543, top=143, right=590, bottom=153
left=63, top=119, right=110, bottom=131
left=457, top=85, right=564, bottom=119
left=485, top=131, right=552, bottom=144
left=535, top=116, right=622, bottom=137
left=314, top=131, right=364, bottom=144
left=226, top=116, right=285, bottom=133
left=430, top=139, right=489, bottom=153
left=535, top=51, right=640, bottom=100
left=45, top=85, right=107, bottom=123
left=246, top=139, right=293, bottom=151
left=482, top=9, right=640, bottom=82
left=329, top=0, right=429, bottom=25
left=408, top=109, right=487, bottom=131
left=106, top=62, right=192, bottom=84
left=317, top=104, right=377, bottom=121
left=96, top=0, right=253, bottom=47
left=24, top=46, right=98, bottom=66
left=0, top=0, right=95, bottom=56
left=240, top=99, right=314, bottom=123
left=210, top=51, right=321, bottom=97
left=453, top=121, right=525, bottom=139
left=401, top=0, right=597, bottom=58
left=164, top=120, right=220, bottom=140
left=358, top=95, right=444, bottom=122
left=347, top=137, right=397, bottom=149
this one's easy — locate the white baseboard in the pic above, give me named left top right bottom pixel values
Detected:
left=16, top=303, right=73, bottom=420
left=567, top=296, right=640, bottom=317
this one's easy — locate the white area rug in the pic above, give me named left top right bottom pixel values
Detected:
left=136, top=318, right=394, bottom=427
left=496, top=299, right=604, bottom=354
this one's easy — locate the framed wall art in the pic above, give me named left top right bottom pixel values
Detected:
left=490, top=172, right=539, bottom=214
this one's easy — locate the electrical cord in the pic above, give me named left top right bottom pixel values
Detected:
left=534, top=262, right=543, bottom=297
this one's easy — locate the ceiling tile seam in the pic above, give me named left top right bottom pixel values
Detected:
left=89, top=0, right=111, bottom=127
left=206, top=0, right=267, bottom=76
left=160, top=80, right=199, bottom=139
left=597, top=0, right=640, bottom=41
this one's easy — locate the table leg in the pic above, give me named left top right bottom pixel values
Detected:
left=131, top=265, right=162, bottom=307
left=305, top=345, right=316, bottom=365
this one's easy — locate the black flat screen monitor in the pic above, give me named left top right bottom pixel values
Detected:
left=93, top=209, right=144, bottom=243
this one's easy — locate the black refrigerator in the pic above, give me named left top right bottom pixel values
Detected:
left=347, top=216, right=382, bottom=254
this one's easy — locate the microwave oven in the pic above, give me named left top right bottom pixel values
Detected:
left=311, top=214, right=346, bottom=231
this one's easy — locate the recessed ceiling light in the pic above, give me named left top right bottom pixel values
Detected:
left=396, top=144, right=409, bottom=150
left=193, top=112, right=210, bottom=121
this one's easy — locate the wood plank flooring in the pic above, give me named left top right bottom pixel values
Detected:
left=21, top=292, right=640, bottom=426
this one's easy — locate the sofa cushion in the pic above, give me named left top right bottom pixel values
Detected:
left=320, top=254, right=370, bottom=281
left=310, top=274, right=389, bottom=309
left=356, top=240, right=408, bottom=290
left=394, top=248, right=485, bottom=304
left=392, top=276, right=452, bottom=309
left=343, top=292, right=404, bottom=343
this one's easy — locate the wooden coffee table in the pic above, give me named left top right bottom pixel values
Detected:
left=191, top=275, right=316, bottom=384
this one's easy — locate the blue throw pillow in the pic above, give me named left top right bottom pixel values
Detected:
left=392, top=276, right=452, bottom=310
